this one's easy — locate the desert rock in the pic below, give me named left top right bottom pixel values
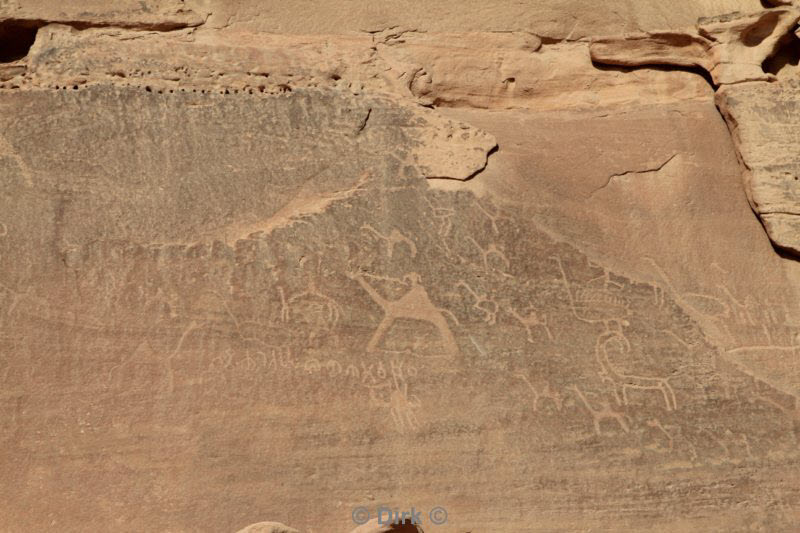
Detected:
left=1, top=1, right=800, bottom=532
left=717, top=80, right=800, bottom=254
left=591, top=6, right=800, bottom=258
left=590, top=7, right=800, bottom=85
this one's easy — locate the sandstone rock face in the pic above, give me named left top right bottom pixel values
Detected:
left=717, top=81, right=800, bottom=254
left=187, top=0, right=767, bottom=39
left=0, top=0, right=204, bottom=29
left=591, top=8, right=800, bottom=84
left=1, top=2, right=800, bottom=533
left=591, top=6, right=800, bottom=258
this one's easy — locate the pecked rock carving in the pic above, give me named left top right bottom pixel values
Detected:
left=2, top=2, right=800, bottom=532
left=2, top=83, right=799, bottom=531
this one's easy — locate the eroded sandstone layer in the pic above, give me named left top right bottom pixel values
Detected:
left=1, top=2, right=800, bottom=532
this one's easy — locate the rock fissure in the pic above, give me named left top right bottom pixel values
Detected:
left=590, top=153, right=679, bottom=196
left=590, top=7, right=800, bottom=256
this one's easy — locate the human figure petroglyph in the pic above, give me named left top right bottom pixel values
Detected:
left=361, top=224, right=417, bottom=259
left=595, top=331, right=678, bottom=411
left=515, top=373, right=563, bottom=412
left=278, top=286, right=290, bottom=323
left=507, top=304, right=553, bottom=342
left=570, top=385, right=629, bottom=436
left=352, top=272, right=459, bottom=357
left=456, top=280, right=499, bottom=325
left=368, top=380, right=422, bottom=434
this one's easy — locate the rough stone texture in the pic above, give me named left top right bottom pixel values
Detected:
left=2, top=1, right=800, bottom=533
left=0, top=0, right=204, bottom=29
left=22, top=24, right=709, bottom=111
left=717, top=81, right=800, bottom=254
left=699, top=8, right=800, bottom=83
left=188, top=0, right=767, bottom=39
left=591, top=6, right=800, bottom=258
left=591, top=8, right=800, bottom=84
left=591, top=31, right=715, bottom=72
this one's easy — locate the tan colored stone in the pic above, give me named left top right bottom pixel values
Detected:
left=1, top=82, right=799, bottom=532
left=717, top=80, right=800, bottom=254
left=235, top=522, right=299, bottom=533
left=699, top=8, right=800, bottom=83
left=1, top=1, right=800, bottom=532
left=591, top=8, right=800, bottom=85
left=20, top=24, right=709, bottom=111
left=0, top=60, right=24, bottom=81
left=0, top=0, right=203, bottom=29
left=188, top=0, right=766, bottom=39
left=589, top=7, right=800, bottom=257
left=590, top=31, right=714, bottom=71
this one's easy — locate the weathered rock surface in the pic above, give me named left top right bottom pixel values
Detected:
left=717, top=81, right=800, bottom=254
left=188, top=0, right=767, bottom=40
left=0, top=0, right=204, bottom=29
left=1, top=1, right=800, bottom=532
left=591, top=7, right=800, bottom=84
left=18, top=23, right=709, bottom=111
left=591, top=6, right=800, bottom=258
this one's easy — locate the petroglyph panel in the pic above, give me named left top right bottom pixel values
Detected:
left=0, top=84, right=798, bottom=532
